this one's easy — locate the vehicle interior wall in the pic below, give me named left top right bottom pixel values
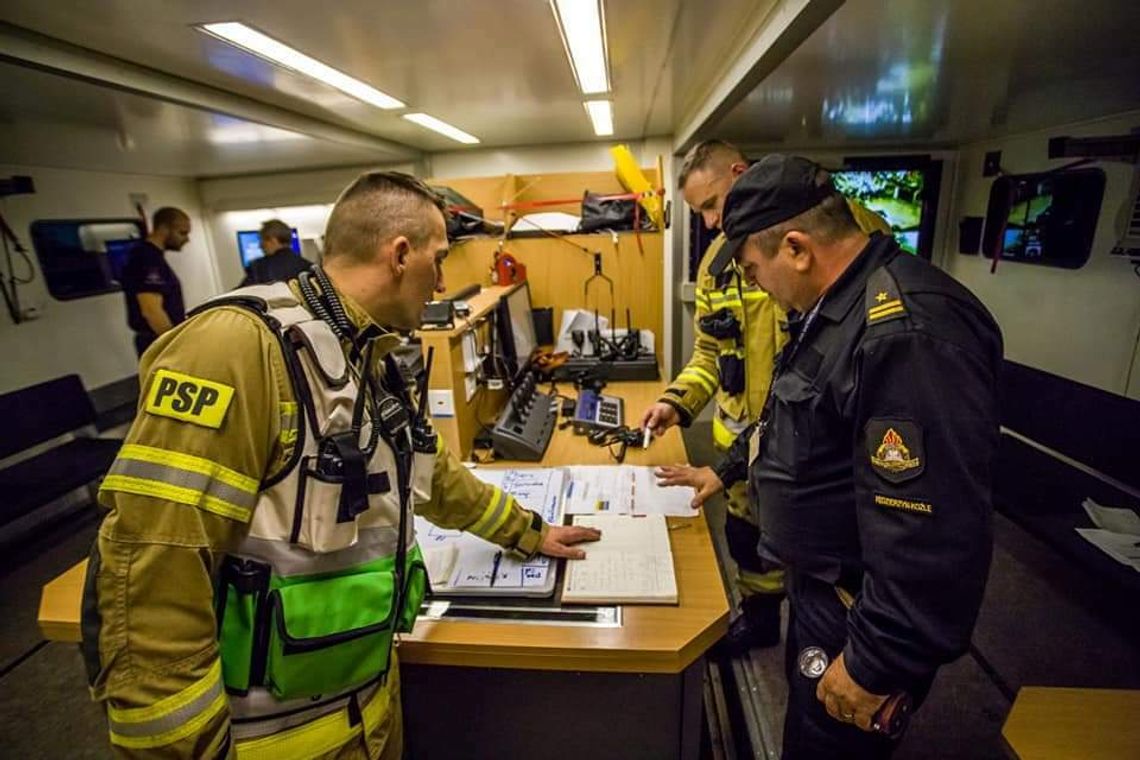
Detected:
left=943, top=111, right=1140, bottom=399
left=0, top=163, right=218, bottom=394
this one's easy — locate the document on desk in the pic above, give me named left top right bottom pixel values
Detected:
left=415, top=467, right=565, bottom=596
left=562, top=515, right=678, bottom=604
left=564, top=466, right=698, bottom=517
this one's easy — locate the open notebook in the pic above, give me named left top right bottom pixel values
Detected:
left=562, top=514, right=678, bottom=604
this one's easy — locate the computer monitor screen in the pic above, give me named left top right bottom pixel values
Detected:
left=505, top=283, right=538, bottom=369
left=831, top=159, right=941, bottom=259
left=104, top=238, right=137, bottom=283
left=495, top=282, right=538, bottom=383
left=237, top=228, right=301, bottom=268
left=984, top=168, right=1104, bottom=269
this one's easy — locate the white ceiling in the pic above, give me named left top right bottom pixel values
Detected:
left=2, top=0, right=1135, bottom=179
left=0, top=62, right=392, bottom=177
left=0, top=0, right=773, bottom=171
left=712, top=0, right=1140, bottom=151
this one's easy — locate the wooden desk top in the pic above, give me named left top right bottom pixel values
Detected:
left=39, top=381, right=729, bottom=675
left=1001, top=687, right=1140, bottom=759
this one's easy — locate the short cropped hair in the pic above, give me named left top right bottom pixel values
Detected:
left=259, top=219, right=293, bottom=245
left=752, top=168, right=859, bottom=255
left=152, top=207, right=188, bottom=230
left=678, top=140, right=747, bottom=189
left=323, top=172, right=446, bottom=262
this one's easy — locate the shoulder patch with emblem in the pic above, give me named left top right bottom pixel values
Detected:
left=145, top=368, right=235, bottom=429
left=865, top=419, right=925, bottom=483
left=865, top=267, right=906, bottom=326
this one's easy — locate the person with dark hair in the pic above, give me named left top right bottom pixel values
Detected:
left=237, top=218, right=311, bottom=287
left=82, top=171, right=601, bottom=758
left=121, top=206, right=191, bottom=356
left=646, top=140, right=891, bottom=655
left=708, top=155, right=1002, bottom=758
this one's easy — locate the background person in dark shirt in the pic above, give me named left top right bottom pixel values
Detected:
left=238, top=218, right=311, bottom=287
left=122, top=207, right=190, bottom=357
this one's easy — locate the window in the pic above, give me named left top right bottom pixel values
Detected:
left=30, top=219, right=146, bottom=300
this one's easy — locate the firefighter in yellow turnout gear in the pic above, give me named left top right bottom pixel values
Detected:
left=646, top=142, right=891, bottom=654
left=81, top=172, right=600, bottom=759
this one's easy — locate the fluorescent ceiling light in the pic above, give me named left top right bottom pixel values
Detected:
left=402, top=113, right=481, bottom=144
left=584, top=100, right=613, bottom=137
left=550, top=0, right=610, bottom=95
left=199, top=22, right=404, bottom=110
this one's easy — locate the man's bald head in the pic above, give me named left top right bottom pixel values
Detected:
left=323, top=171, right=446, bottom=263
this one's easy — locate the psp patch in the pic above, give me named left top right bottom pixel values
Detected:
left=145, top=369, right=235, bottom=429
left=865, top=419, right=925, bottom=483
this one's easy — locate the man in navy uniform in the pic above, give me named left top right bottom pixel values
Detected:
left=710, top=155, right=1002, bottom=758
left=239, top=218, right=311, bottom=286
left=121, top=206, right=191, bottom=357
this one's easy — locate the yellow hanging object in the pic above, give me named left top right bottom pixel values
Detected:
left=610, top=144, right=664, bottom=229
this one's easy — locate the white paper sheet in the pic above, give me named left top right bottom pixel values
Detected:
left=562, top=515, right=677, bottom=603
left=1076, top=528, right=1140, bottom=572
left=1082, top=498, right=1140, bottom=536
left=564, top=465, right=697, bottom=517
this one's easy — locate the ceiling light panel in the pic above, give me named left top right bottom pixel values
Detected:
left=199, top=22, right=404, bottom=110
left=550, top=0, right=611, bottom=95
left=583, top=100, right=614, bottom=137
left=402, top=113, right=481, bottom=144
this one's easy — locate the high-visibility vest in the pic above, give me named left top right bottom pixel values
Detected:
left=202, top=283, right=433, bottom=743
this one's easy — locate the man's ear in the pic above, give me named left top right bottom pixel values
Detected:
left=785, top=231, right=814, bottom=273
left=729, top=161, right=748, bottom=179
left=389, top=236, right=411, bottom=275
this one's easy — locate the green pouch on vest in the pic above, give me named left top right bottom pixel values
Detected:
left=398, top=548, right=428, bottom=633
left=265, top=564, right=397, bottom=700
left=217, top=558, right=271, bottom=694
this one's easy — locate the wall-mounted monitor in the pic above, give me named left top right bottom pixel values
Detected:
left=832, top=156, right=943, bottom=260
left=237, top=228, right=300, bottom=268
left=982, top=168, right=1106, bottom=269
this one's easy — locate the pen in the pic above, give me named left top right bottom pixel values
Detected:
left=489, top=551, right=502, bottom=587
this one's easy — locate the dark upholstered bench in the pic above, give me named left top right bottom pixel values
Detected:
left=0, top=375, right=121, bottom=534
left=994, top=361, right=1140, bottom=622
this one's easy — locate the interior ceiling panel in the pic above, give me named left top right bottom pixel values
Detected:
left=713, top=0, right=1140, bottom=151
left=0, top=0, right=768, bottom=153
left=0, top=62, right=388, bottom=177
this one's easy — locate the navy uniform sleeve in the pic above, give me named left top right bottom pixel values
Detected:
left=843, top=328, right=999, bottom=695
left=713, top=419, right=755, bottom=487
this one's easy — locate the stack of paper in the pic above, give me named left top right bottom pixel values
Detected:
left=1076, top=498, right=1140, bottom=572
left=562, top=514, right=678, bottom=604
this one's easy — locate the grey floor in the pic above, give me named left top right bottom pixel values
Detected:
left=2, top=427, right=1135, bottom=759
left=0, top=511, right=112, bottom=759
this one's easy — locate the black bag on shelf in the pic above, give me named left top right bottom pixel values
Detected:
left=578, top=191, right=656, bottom=233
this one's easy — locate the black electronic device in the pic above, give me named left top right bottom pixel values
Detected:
left=420, top=300, right=455, bottom=328
left=490, top=370, right=557, bottom=461
left=572, top=389, right=625, bottom=433
left=552, top=354, right=660, bottom=382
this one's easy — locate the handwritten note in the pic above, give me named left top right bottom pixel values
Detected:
left=562, top=515, right=678, bottom=604
left=414, top=467, right=564, bottom=596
